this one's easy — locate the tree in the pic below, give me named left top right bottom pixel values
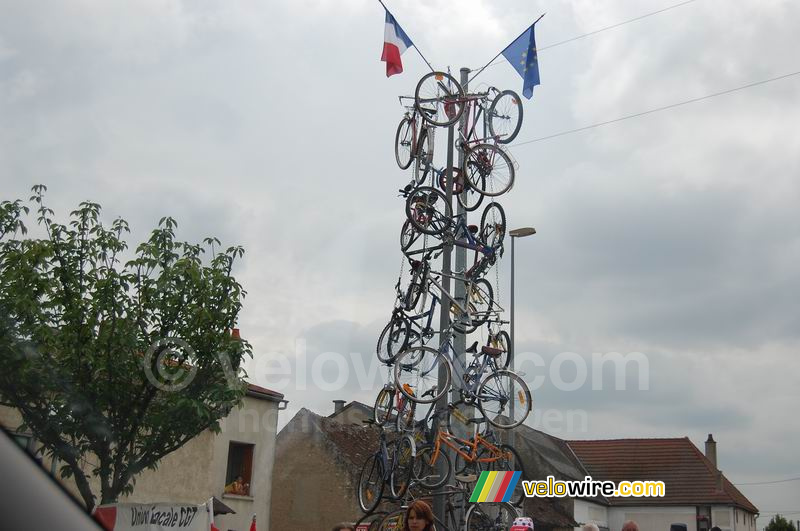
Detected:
left=765, top=515, right=797, bottom=531
left=0, top=185, right=252, bottom=511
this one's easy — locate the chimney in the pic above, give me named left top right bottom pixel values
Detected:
left=231, top=328, right=241, bottom=339
left=716, top=470, right=724, bottom=492
left=705, top=434, right=717, bottom=469
left=333, top=400, right=346, bottom=415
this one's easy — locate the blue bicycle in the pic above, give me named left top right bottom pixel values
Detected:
left=392, top=326, right=531, bottom=430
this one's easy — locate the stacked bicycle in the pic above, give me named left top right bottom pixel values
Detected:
left=356, top=71, right=531, bottom=530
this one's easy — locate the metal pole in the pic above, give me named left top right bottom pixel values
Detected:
left=509, top=234, right=515, bottom=449
left=433, top=85, right=457, bottom=526
left=452, top=66, right=469, bottom=423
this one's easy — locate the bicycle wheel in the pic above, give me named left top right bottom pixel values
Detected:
left=358, top=453, right=385, bottom=513
left=394, top=346, right=450, bottom=404
left=479, top=202, right=506, bottom=248
left=390, top=434, right=415, bottom=498
left=413, top=128, right=433, bottom=185
left=395, top=117, right=414, bottom=169
left=395, top=392, right=416, bottom=432
left=405, top=186, right=452, bottom=236
left=488, top=89, right=523, bottom=144
left=373, top=387, right=393, bottom=426
left=487, top=330, right=511, bottom=370
left=414, top=71, right=465, bottom=127
left=454, top=444, right=487, bottom=484
left=451, top=300, right=479, bottom=335
left=477, top=370, right=531, bottom=430
left=400, top=219, right=422, bottom=254
left=465, top=502, right=519, bottom=530
left=469, top=279, right=494, bottom=328
left=437, top=167, right=465, bottom=195
left=378, top=509, right=405, bottom=531
left=463, top=144, right=515, bottom=197
left=376, top=315, right=411, bottom=364
left=459, top=174, right=485, bottom=212
left=413, top=443, right=452, bottom=489
left=361, top=512, right=387, bottom=531
left=487, top=444, right=526, bottom=506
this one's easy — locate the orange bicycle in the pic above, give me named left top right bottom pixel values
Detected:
left=410, top=401, right=526, bottom=505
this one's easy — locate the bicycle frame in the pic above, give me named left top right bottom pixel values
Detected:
left=431, top=426, right=512, bottom=470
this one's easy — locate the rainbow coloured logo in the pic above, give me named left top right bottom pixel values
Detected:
left=469, top=471, right=522, bottom=503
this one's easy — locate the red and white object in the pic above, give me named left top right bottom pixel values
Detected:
left=381, top=10, right=414, bottom=77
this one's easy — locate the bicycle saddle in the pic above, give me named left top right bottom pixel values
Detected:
left=467, top=224, right=479, bottom=234
left=466, top=341, right=479, bottom=353
left=482, top=345, right=503, bottom=357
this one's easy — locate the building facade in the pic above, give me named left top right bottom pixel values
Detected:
left=1, top=383, right=285, bottom=531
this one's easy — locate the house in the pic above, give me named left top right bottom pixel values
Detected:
left=0, top=383, right=286, bottom=531
left=270, top=406, right=380, bottom=530
left=566, top=435, right=758, bottom=531
left=271, top=400, right=758, bottom=531
left=329, top=399, right=373, bottom=426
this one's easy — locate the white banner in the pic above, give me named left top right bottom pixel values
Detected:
left=94, top=501, right=213, bottom=531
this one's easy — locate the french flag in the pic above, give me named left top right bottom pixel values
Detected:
left=381, top=10, right=413, bottom=77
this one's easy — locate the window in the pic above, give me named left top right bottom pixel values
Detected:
left=224, top=442, right=254, bottom=496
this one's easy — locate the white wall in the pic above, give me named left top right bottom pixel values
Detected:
left=574, top=499, right=609, bottom=529
left=212, top=395, right=280, bottom=531
left=608, top=506, right=697, bottom=531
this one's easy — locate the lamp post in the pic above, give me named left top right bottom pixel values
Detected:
left=509, top=227, right=535, bottom=437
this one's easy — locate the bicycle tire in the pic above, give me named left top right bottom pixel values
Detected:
left=437, top=167, right=465, bottom=194
left=459, top=174, right=485, bottom=212
left=358, top=453, right=385, bottom=513
left=376, top=315, right=411, bottom=364
left=479, top=202, right=506, bottom=248
left=395, top=392, right=416, bottom=432
left=451, top=299, right=479, bottom=335
left=395, top=117, right=414, bottom=169
left=414, top=71, right=465, bottom=127
left=488, top=444, right=526, bottom=506
left=469, top=279, right=494, bottom=329
left=487, top=330, right=511, bottom=370
left=373, top=387, right=394, bottom=426
left=400, top=219, right=421, bottom=254
left=377, top=509, right=405, bottom=531
left=390, top=434, right=415, bottom=498
left=413, top=443, right=452, bottom=490
left=477, top=370, right=532, bottom=430
left=463, top=144, right=515, bottom=197
left=465, top=502, right=519, bottom=530
left=360, top=512, right=387, bottom=531
left=413, top=128, right=433, bottom=185
left=488, top=89, right=523, bottom=144
left=394, top=346, right=451, bottom=404
left=405, top=186, right=453, bottom=236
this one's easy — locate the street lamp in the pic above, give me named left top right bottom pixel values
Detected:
left=509, top=227, right=535, bottom=433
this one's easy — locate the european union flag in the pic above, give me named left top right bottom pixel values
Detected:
left=501, top=23, right=540, bottom=99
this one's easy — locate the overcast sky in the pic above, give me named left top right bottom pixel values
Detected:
left=2, top=0, right=799, bottom=526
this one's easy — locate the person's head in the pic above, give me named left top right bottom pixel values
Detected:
left=235, top=475, right=243, bottom=483
left=331, top=524, right=354, bottom=531
left=711, top=527, right=722, bottom=531
left=582, top=524, right=600, bottom=531
left=622, top=521, right=639, bottom=531
left=404, top=500, right=435, bottom=531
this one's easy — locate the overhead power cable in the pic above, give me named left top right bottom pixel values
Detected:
left=510, top=70, right=800, bottom=146
left=478, top=0, right=699, bottom=71
left=736, top=476, right=800, bottom=486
